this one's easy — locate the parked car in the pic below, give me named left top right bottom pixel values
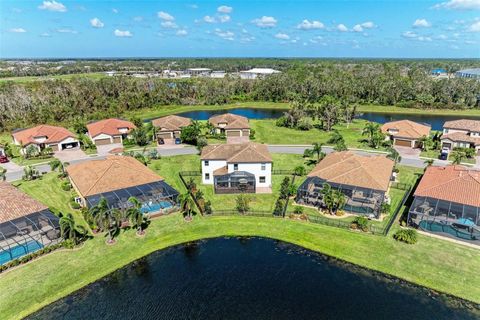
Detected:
left=440, top=147, right=449, bottom=160
left=0, top=155, right=9, bottom=163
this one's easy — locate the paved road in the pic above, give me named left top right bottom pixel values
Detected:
left=3, top=144, right=452, bottom=182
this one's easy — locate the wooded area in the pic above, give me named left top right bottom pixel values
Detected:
left=0, top=60, right=479, bottom=131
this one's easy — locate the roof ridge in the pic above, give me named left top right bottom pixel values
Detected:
left=418, top=167, right=480, bottom=193
left=228, top=143, right=266, bottom=162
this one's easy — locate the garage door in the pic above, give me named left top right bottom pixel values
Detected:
left=49, top=144, right=59, bottom=151
left=226, top=130, right=241, bottom=137
left=242, top=129, right=250, bottom=136
left=157, top=132, right=172, bottom=139
left=394, top=139, right=412, bottom=147
left=94, top=138, right=112, bottom=146
left=112, top=136, right=122, bottom=144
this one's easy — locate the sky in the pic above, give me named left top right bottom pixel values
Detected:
left=0, top=0, right=479, bottom=58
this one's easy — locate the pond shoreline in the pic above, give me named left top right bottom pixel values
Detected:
left=28, top=236, right=480, bottom=319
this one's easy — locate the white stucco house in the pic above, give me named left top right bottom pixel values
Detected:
left=200, top=143, right=273, bottom=194
left=86, top=118, right=136, bottom=146
left=441, top=119, right=480, bottom=153
left=12, top=125, right=79, bottom=154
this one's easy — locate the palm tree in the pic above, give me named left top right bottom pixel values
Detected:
left=311, top=142, right=325, bottom=162
left=179, top=192, right=195, bottom=221
left=333, top=190, right=346, bottom=213
left=419, top=135, right=433, bottom=151
left=387, top=147, right=402, bottom=164
left=321, top=183, right=335, bottom=214
left=59, top=213, right=86, bottom=244
left=88, top=197, right=109, bottom=232
left=293, top=165, right=306, bottom=176
left=450, top=150, right=466, bottom=165
left=96, top=208, right=121, bottom=244
left=362, top=122, right=383, bottom=147
left=127, top=196, right=148, bottom=235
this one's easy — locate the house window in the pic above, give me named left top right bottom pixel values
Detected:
left=233, top=164, right=238, bottom=171
left=261, top=163, right=266, bottom=170
left=204, top=160, right=209, bottom=166
left=205, top=173, right=210, bottom=180
left=259, top=176, right=266, bottom=183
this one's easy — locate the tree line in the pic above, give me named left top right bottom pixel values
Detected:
left=1, top=62, right=479, bottom=132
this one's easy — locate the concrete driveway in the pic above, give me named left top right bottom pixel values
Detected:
left=0, top=160, right=23, bottom=173
left=394, top=146, right=421, bottom=159
left=54, top=148, right=87, bottom=163
left=96, top=143, right=123, bottom=156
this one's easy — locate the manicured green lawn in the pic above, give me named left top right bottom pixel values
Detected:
left=0, top=213, right=479, bottom=320
left=420, top=150, right=476, bottom=165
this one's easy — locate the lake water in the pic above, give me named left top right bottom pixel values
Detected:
left=174, top=108, right=480, bottom=131
left=28, top=238, right=478, bottom=320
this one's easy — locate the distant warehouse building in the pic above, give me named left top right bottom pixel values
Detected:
left=455, top=68, right=480, bottom=80
left=240, top=68, right=280, bottom=79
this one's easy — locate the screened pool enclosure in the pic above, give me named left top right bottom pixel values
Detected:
left=296, top=177, right=387, bottom=217
left=0, top=209, right=61, bottom=265
left=408, top=197, right=480, bottom=244
left=214, top=171, right=256, bottom=194
left=84, top=181, right=180, bottom=215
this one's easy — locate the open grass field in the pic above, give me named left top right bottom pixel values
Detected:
left=0, top=213, right=479, bottom=320
left=0, top=72, right=107, bottom=83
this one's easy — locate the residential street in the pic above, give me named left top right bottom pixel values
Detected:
left=3, top=144, right=451, bottom=182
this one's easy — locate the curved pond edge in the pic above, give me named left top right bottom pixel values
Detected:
left=24, top=230, right=480, bottom=320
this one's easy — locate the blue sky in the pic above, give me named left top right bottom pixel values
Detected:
left=1, top=0, right=479, bottom=58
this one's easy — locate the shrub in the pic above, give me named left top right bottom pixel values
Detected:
left=249, top=128, right=256, bottom=139
left=297, top=117, right=313, bottom=130
left=276, top=116, right=288, bottom=127
left=393, top=229, right=418, bottom=244
left=273, top=198, right=285, bottom=216
left=70, top=200, right=81, bottom=209
left=204, top=200, right=213, bottom=215
left=196, top=136, right=208, bottom=150
left=351, top=216, right=369, bottom=232
left=293, top=206, right=304, bottom=214
left=235, top=194, right=251, bottom=214
left=61, top=181, right=72, bottom=191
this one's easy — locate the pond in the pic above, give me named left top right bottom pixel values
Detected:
left=174, top=108, right=480, bottom=130
left=28, top=238, right=478, bottom=320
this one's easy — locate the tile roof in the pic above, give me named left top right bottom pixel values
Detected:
left=0, top=182, right=49, bottom=223
left=201, top=142, right=272, bottom=163
left=12, top=125, right=76, bottom=146
left=66, top=156, right=163, bottom=197
left=441, top=132, right=480, bottom=146
left=308, top=151, right=394, bottom=192
left=414, top=165, right=480, bottom=207
left=443, top=119, right=480, bottom=132
left=213, top=166, right=228, bottom=176
left=87, top=118, right=136, bottom=138
left=208, top=113, right=250, bottom=129
left=151, top=115, right=192, bottom=131
left=381, top=120, right=431, bottom=139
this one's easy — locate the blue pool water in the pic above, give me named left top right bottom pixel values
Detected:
left=419, top=221, right=480, bottom=242
left=141, top=201, right=173, bottom=214
left=0, top=240, right=43, bottom=265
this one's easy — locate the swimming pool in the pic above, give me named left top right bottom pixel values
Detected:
left=141, top=201, right=173, bottom=214
left=0, top=240, right=43, bottom=265
left=419, top=221, right=480, bottom=242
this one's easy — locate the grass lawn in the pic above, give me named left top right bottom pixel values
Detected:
left=0, top=213, right=479, bottom=320
left=11, top=173, right=85, bottom=226
left=420, top=150, right=476, bottom=165
left=0, top=73, right=107, bottom=83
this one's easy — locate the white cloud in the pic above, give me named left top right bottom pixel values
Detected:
left=114, top=29, right=132, bottom=37
left=252, top=16, right=277, bottom=28
left=217, top=5, right=233, bottom=13
left=90, top=18, right=104, bottom=28
left=38, top=1, right=67, bottom=12
left=337, top=24, right=348, bottom=32
left=56, top=28, right=77, bottom=34
left=436, top=34, right=448, bottom=39
left=352, top=24, right=363, bottom=32
left=433, top=0, right=480, bottom=10
left=214, top=28, right=234, bottom=40
left=275, top=33, right=290, bottom=40
left=9, top=28, right=26, bottom=33
left=465, top=39, right=477, bottom=44
left=157, top=11, right=174, bottom=21
left=297, top=19, right=324, bottom=30
left=402, top=31, right=418, bottom=38
left=360, top=21, right=375, bottom=29
left=188, top=4, right=199, bottom=9
left=468, top=21, right=480, bottom=32
left=417, top=36, right=432, bottom=41
left=219, top=15, right=230, bottom=23
left=203, top=16, right=216, bottom=23
left=40, top=32, right=51, bottom=37
left=413, top=19, right=431, bottom=28
left=112, top=8, right=118, bottom=14
left=161, top=21, right=178, bottom=28
left=176, top=29, right=188, bottom=36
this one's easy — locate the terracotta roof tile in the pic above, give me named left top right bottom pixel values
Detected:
left=87, top=118, right=136, bottom=138
left=152, top=115, right=192, bottom=131
left=201, top=142, right=272, bottom=163
left=208, top=113, right=250, bottom=129
left=213, top=166, right=228, bottom=176
left=0, top=182, right=49, bottom=223
left=441, top=132, right=480, bottom=146
left=381, top=120, right=431, bottom=139
left=308, top=151, right=394, bottom=191
left=12, top=125, right=76, bottom=146
left=443, top=119, right=480, bottom=132
left=414, top=165, right=480, bottom=207
left=66, top=156, right=163, bottom=197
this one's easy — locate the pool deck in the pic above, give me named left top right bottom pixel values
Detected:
left=416, top=229, right=480, bottom=249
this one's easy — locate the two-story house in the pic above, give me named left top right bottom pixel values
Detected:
left=200, top=142, right=272, bottom=194
left=12, top=125, right=79, bottom=154
left=208, top=113, right=250, bottom=144
left=87, top=118, right=136, bottom=146
left=441, top=119, right=480, bottom=154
